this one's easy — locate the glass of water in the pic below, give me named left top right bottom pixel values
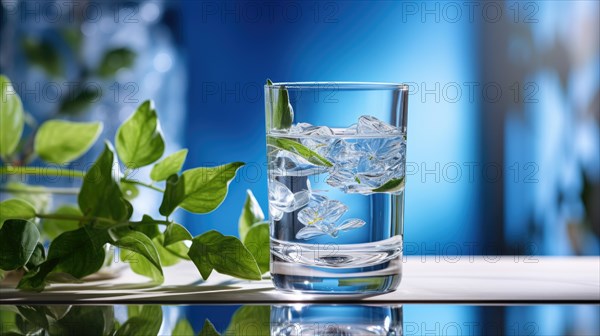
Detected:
left=265, top=82, right=409, bottom=294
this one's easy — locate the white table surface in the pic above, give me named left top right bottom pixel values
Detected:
left=1, top=256, right=598, bottom=304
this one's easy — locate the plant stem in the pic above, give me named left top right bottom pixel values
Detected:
left=35, top=213, right=118, bottom=226
left=121, top=178, right=164, bottom=193
left=0, top=187, right=79, bottom=195
left=0, top=166, right=86, bottom=178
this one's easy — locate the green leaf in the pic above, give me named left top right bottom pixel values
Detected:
left=17, top=258, right=59, bottom=291
left=164, top=223, right=192, bottom=246
left=121, top=181, right=140, bottom=200
left=22, top=37, right=62, bottom=76
left=44, top=305, right=71, bottom=320
left=0, top=219, right=40, bottom=270
left=267, top=80, right=293, bottom=130
left=243, top=223, right=270, bottom=274
left=225, top=306, right=270, bottom=336
left=172, top=319, right=195, bottom=336
left=199, top=319, right=220, bottom=336
left=372, top=176, right=405, bottom=193
left=119, top=235, right=166, bottom=283
left=78, top=142, right=130, bottom=222
left=48, top=227, right=108, bottom=278
left=25, top=242, right=45, bottom=269
left=180, top=162, right=245, bottom=214
left=0, top=199, right=36, bottom=225
left=188, top=230, right=261, bottom=281
left=116, top=100, right=165, bottom=168
left=238, top=190, right=264, bottom=241
left=58, top=86, right=100, bottom=115
left=150, top=149, right=188, bottom=181
left=159, top=174, right=185, bottom=216
left=133, top=214, right=160, bottom=239
left=41, top=205, right=81, bottom=240
left=115, top=305, right=162, bottom=336
left=0, top=75, right=24, bottom=158
left=267, top=136, right=333, bottom=167
left=113, top=230, right=162, bottom=279
left=97, top=47, right=136, bottom=78
left=34, top=120, right=103, bottom=164
left=16, top=306, right=49, bottom=330
left=50, top=306, right=115, bottom=336
left=153, top=235, right=185, bottom=266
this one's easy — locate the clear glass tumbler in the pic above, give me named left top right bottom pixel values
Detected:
left=265, top=82, right=409, bottom=293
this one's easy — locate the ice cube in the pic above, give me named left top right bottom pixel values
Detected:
left=325, top=135, right=406, bottom=194
left=268, top=180, right=310, bottom=214
left=357, top=115, right=400, bottom=134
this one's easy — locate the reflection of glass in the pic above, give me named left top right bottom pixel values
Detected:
left=271, top=304, right=403, bottom=335
left=265, top=82, right=409, bottom=293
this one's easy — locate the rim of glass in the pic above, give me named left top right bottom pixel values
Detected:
left=265, top=81, right=408, bottom=90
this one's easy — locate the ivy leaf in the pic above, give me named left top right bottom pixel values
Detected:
left=267, top=136, right=333, bottom=167
left=34, top=120, right=103, bottom=164
left=41, top=205, right=81, bottom=240
left=172, top=319, right=195, bottom=336
left=58, top=86, right=100, bottom=115
left=47, top=227, right=108, bottom=278
left=116, top=100, right=165, bottom=169
left=372, top=177, right=405, bottom=193
left=78, top=142, right=130, bottom=222
left=120, top=235, right=165, bottom=284
left=243, top=222, right=270, bottom=274
left=113, top=230, right=162, bottom=279
left=97, top=48, right=136, bottom=78
left=188, top=230, right=261, bottom=280
left=238, top=189, right=264, bottom=240
left=150, top=149, right=188, bottom=181
left=51, top=306, right=115, bottom=336
left=199, top=319, right=220, bottom=336
left=0, top=75, right=24, bottom=158
left=0, top=219, right=40, bottom=270
left=0, top=199, right=36, bottom=226
left=164, top=223, right=192, bottom=246
left=153, top=234, right=186, bottom=266
left=159, top=174, right=185, bottom=216
left=132, top=214, right=160, bottom=239
left=16, top=306, right=49, bottom=330
left=267, top=79, right=293, bottom=130
left=22, top=37, right=62, bottom=77
left=115, top=305, right=162, bottom=336
left=17, top=258, right=59, bottom=291
left=25, top=242, right=46, bottom=269
left=225, top=306, right=270, bottom=336
left=180, top=162, right=244, bottom=214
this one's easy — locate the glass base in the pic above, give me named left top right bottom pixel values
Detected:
left=272, top=273, right=401, bottom=294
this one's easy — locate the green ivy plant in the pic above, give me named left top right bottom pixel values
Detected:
left=0, top=304, right=270, bottom=336
left=0, top=75, right=269, bottom=291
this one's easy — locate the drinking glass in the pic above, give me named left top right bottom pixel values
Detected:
left=265, top=82, right=409, bottom=293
